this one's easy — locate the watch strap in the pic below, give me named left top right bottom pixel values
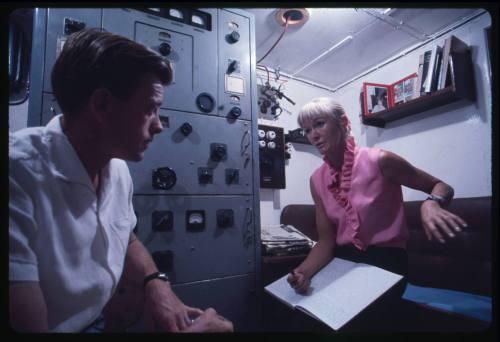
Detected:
left=425, top=194, right=444, bottom=205
left=143, top=271, right=169, bottom=288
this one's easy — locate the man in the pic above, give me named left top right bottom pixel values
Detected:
left=9, top=28, right=233, bottom=333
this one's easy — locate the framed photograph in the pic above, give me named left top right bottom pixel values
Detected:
left=391, top=73, right=418, bottom=105
left=363, top=82, right=391, bottom=117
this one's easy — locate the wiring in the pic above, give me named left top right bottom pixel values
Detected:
left=257, top=16, right=290, bottom=64
left=257, top=64, right=271, bottom=84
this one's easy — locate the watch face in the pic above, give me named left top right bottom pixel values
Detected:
left=158, top=273, right=169, bottom=281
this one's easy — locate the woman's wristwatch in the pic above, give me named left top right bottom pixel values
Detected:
left=425, top=194, right=445, bottom=205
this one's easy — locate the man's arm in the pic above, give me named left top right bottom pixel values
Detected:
left=9, top=282, right=50, bottom=332
left=122, top=232, right=202, bottom=332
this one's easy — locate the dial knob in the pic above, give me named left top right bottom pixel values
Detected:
left=230, top=106, right=241, bottom=118
left=196, top=93, right=215, bottom=113
left=180, top=122, right=193, bottom=136
left=152, top=167, right=177, bottom=190
left=211, top=143, right=227, bottom=161
left=159, top=42, right=171, bottom=56
left=227, top=31, right=240, bottom=43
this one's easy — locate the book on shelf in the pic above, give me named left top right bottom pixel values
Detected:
left=423, top=44, right=442, bottom=93
left=414, top=53, right=425, bottom=99
left=264, top=257, right=403, bottom=331
left=437, top=35, right=469, bottom=90
left=431, top=45, right=443, bottom=91
left=419, top=49, right=432, bottom=95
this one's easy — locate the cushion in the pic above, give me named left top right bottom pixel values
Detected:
left=402, top=283, right=492, bottom=322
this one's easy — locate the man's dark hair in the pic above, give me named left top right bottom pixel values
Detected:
left=51, top=28, right=172, bottom=116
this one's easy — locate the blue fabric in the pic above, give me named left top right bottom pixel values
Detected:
left=402, top=283, right=492, bottom=322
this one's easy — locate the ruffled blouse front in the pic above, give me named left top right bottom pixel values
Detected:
left=323, top=136, right=365, bottom=250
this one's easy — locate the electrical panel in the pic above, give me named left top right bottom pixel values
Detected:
left=257, top=83, right=295, bottom=120
left=258, top=124, right=285, bottom=189
left=27, top=8, right=261, bottom=331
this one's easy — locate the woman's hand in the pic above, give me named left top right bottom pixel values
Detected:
left=420, top=200, right=467, bottom=243
left=287, top=269, right=311, bottom=294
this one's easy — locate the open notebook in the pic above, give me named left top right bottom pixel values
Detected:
left=265, top=257, right=403, bottom=330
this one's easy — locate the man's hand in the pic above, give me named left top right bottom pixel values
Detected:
left=287, top=269, right=310, bottom=294
left=420, top=200, right=467, bottom=243
left=143, top=279, right=203, bottom=332
left=182, top=308, right=233, bottom=333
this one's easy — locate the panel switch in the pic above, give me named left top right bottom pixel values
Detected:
left=198, top=167, right=213, bottom=184
left=225, top=168, right=239, bottom=184
left=152, top=211, right=173, bottom=231
left=152, top=250, right=174, bottom=273
left=217, top=209, right=234, bottom=228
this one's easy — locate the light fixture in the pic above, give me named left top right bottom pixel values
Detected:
left=292, top=36, right=353, bottom=76
left=275, top=8, right=310, bottom=26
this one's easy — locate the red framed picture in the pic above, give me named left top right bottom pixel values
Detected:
left=391, top=73, right=418, bottom=106
left=362, top=82, right=392, bottom=117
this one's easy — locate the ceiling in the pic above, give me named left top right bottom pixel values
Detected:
left=245, top=8, right=485, bottom=90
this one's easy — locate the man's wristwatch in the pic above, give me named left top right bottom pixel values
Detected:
left=143, top=271, right=169, bottom=288
left=425, top=194, right=445, bottom=205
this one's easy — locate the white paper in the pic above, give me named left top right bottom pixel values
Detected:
left=265, top=258, right=403, bottom=330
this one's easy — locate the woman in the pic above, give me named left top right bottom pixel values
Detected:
left=287, top=97, right=467, bottom=300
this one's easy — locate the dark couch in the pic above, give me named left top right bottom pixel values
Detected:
left=277, top=196, right=493, bottom=332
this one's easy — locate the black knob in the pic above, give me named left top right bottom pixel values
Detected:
left=159, top=42, right=171, bottom=56
left=211, top=143, right=227, bottom=161
left=230, top=106, right=242, bottom=118
left=152, top=167, right=177, bottom=190
left=227, top=60, right=238, bottom=74
left=180, top=122, right=192, bottom=136
left=227, top=31, right=240, bottom=43
left=196, top=93, right=215, bottom=113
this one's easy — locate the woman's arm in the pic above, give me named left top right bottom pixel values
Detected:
left=378, top=150, right=467, bottom=243
left=288, top=177, right=337, bottom=293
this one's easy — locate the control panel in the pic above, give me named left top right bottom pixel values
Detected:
left=258, top=124, right=285, bottom=189
left=27, top=8, right=261, bottom=331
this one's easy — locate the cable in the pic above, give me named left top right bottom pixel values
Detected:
left=257, top=64, right=271, bottom=84
left=257, top=16, right=290, bottom=64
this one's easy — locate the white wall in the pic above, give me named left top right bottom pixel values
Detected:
left=258, top=76, right=332, bottom=225
left=259, top=11, right=492, bottom=225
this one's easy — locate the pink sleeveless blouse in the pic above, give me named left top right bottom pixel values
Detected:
left=311, top=136, right=409, bottom=250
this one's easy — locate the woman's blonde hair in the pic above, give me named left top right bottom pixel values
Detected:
left=297, top=97, right=351, bottom=139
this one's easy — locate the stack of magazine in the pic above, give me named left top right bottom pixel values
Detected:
left=261, top=224, right=315, bottom=256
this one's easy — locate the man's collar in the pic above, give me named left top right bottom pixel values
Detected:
left=43, top=115, right=96, bottom=191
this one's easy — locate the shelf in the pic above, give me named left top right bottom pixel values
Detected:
left=362, top=86, right=472, bottom=128
left=363, top=36, right=475, bottom=128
